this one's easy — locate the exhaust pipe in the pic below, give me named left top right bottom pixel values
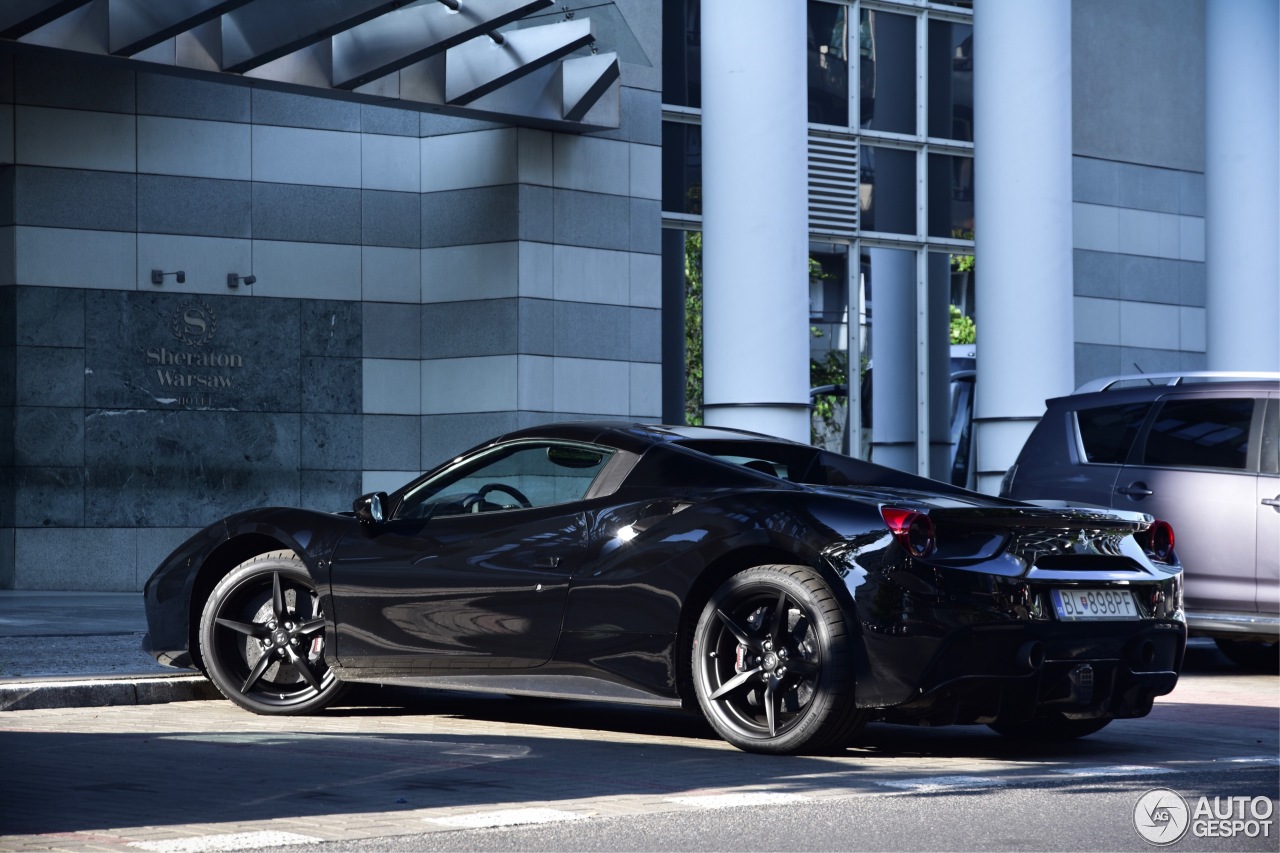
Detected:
left=1016, top=640, right=1045, bottom=673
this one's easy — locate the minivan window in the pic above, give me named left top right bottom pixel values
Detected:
left=1076, top=403, right=1151, bottom=464
left=1140, top=398, right=1254, bottom=471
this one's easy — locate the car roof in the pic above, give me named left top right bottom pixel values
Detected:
left=1072, top=371, right=1280, bottom=395
left=481, top=421, right=805, bottom=455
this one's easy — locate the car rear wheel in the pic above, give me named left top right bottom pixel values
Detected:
left=199, top=551, right=345, bottom=715
left=1214, top=638, right=1280, bottom=673
left=692, top=564, right=866, bottom=754
left=988, top=715, right=1112, bottom=741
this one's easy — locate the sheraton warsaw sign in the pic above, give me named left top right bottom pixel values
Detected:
left=146, top=297, right=244, bottom=407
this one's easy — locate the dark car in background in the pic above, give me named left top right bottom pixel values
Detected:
left=145, top=422, right=1185, bottom=754
left=1002, top=373, right=1279, bottom=671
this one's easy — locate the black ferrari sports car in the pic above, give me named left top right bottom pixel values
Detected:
left=143, top=422, right=1186, bottom=754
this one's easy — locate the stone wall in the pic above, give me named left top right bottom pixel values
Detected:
left=0, top=0, right=662, bottom=590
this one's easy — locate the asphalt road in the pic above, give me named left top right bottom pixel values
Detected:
left=1, top=643, right=1276, bottom=853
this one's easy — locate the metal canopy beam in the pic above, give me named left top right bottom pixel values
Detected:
left=332, top=0, right=551, bottom=91
left=1, top=0, right=94, bottom=39
left=562, top=51, right=619, bottom=121
left=108, top=0, right=252, bottom=56
left=219, top=0, right=405, bottom=74
left=445, top=17, right=593, bottom=106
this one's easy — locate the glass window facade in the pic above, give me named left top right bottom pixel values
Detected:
left=661, top=0, right=975, bottom=473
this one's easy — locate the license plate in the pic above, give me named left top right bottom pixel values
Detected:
left=1051, top=588, right=1139, bottom=621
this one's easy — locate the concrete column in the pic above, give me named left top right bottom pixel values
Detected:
left=972, top=0, right=1075, bottom=494
left=700, top=0, right=811, bottom=442
left=1206, top=0, right=1280, bottom=372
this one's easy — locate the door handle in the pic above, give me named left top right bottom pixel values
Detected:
left=1263, top=496, right=1280, bottom=511
left=534, top=556, right=561, bottom=569
left=1117, top=482, right=1154, bottom=498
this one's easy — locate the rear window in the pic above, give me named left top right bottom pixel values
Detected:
left=1140, top=398, right=1254, bottom=471
left=1075, top=403, right=1152, bottom=463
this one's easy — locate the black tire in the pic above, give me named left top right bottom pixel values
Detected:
left=988, top=715, right=1112, bottom=741
left=199, top=551, right=345, bottom=715
left=1215, top=638, right=1280, bottom=673
left=691, top=564, right=867, bottom=754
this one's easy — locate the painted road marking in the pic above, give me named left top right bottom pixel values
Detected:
left=875, top=775, right=1007, bottom=792
left=1051, top=765, right=1179, bottom=777
left=668, top=792, right=811, bottom=809
left=127, top=832, right=320, bottom=852
left=427, top=808, right=588, bottom=829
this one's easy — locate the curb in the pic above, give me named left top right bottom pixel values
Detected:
left=0, top=674, right=219, bottom=711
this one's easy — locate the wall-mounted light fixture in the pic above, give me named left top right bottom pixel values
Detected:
left=227, top=273, right=257, bottom=289
left=150, top=269, right=185, bottom=285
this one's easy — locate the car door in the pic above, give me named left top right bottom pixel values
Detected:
left=1115, top=394, right=1259, bottom=615
left=1257, top=397, right=1279, bottom=617
left=327, top=440, right=614, bottom=671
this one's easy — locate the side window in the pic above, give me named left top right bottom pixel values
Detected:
left=1075, top=403, right=1152, bottom=464
left=1139, top=398, right=1255, bottom=471
left=395, top=442, right=613, bottom=519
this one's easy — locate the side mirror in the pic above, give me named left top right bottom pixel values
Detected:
left=353, top=492, right=388, bottom=525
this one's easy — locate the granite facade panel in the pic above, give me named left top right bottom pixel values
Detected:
left=301, top=412, right=361, bottom=471
left=0, top=528, right=13, bottom=588
left=422, top=299, right=519, bottom=359
left=83, top=290, right=301, bottom=412
left=421, top=185, right=520, bottom=247
left=253, top=183, right=361, bottom=245
left=14, top=527, right=137, bottom=590
left=14, top=166, right=135, bottom=232
left=301, top=356, right=361, bottom=414
left=553, top=189, right=630, bottom=251
left=13, top=406, right=81, bottom=467
left=301, top=300, right=362, bottom=358
left=138, top=174, right=251, bottom=238
left=519, top=185, right=554, bottom=243
left=629, top=307, right=661, bottom=363
left=83, top=409, right=301, bottom=527
left=629, top=198, right=662, bottom=253
left=361, top=104, right=418, bottom=137
left=553, top=302, right=630, bottom=360
left=363, top=302, right=421, bottom=359
left=15, top=345, right=82, bottom=407
left=137, top=72, right=251, bottom=123
left=362, top=414, right=421, bottom=471
left=300, top=469, right=362, bottom=513
left=252, top=89, right=361, bottom=132
left=16, top=286, right=83, bottom=347
left=518, top=298, right=554, bottom=355
left=362, top=190, right=420, bottom=248
left=13, top=466, right=83, bottom=527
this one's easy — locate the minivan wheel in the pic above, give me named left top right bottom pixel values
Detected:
left=1214, top=638, right=1280, bottom=673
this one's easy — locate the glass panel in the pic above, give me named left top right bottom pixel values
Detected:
left=859, top=8, right=916, bottom=135
left=809, top=244, right=850, bottom=451
left=927, top=153, right=974, bottom=238
left=1077, top=404, right=1153, bottom=464
left=808, top=0, right=849, bottom=126
left=662, top=122, right=702, bottom=215
left=927, top=19, right=973, bottom=141
left=860, top=145, right=916, bottom=235
left=397, top=442, right=613, bottom=519
left=1141, top=399, right=1255, bottom=470
left=662, top=0, right=701, bottom=108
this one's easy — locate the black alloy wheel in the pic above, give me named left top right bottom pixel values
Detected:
left=692, top=564, right=866, bottom=754
left=199, top=551, right=345, bottom=715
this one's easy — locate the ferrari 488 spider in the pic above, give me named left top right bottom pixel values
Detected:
left=144, top=422, right=1185, bottom=754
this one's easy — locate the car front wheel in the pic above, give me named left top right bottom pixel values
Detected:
left=692, top=564, right=866, bottom=754
left=199, top=551, right=345, bottom=715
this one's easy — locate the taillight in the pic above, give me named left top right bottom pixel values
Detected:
left=881, top=507, right=936, bottom=557
left=1146, top=519, right=1175, bottom=562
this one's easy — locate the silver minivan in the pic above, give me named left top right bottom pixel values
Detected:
left=1001, top=372, right=1279, bottom=671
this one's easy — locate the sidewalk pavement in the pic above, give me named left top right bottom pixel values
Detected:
left=0, top=590, right=218, bottom=711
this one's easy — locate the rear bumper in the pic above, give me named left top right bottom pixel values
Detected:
left=867, top=620, right=1186, bottom=726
